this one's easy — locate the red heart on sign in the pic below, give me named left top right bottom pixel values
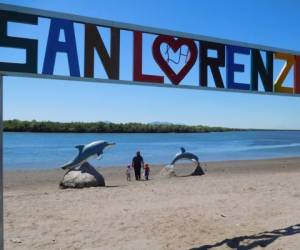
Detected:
left=152, top=35, right=198, bottom=85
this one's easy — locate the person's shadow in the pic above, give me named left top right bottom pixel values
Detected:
left=191, top=224, right=300, bottom=250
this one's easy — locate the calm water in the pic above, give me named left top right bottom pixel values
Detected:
left=4, top=131, right=300, bottom=170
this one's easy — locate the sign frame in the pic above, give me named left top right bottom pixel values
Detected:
left=0, top=3, right=299, bottom=97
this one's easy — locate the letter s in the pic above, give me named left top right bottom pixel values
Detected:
left=0, top=10, right=38, bottom=73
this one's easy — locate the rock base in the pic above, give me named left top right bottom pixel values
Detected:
left=60, top=162, right=105, bottom=189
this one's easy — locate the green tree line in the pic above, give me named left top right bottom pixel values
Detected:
left=4, top=120, right=239, bottom=133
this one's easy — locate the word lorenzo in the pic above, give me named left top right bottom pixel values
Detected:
left=1, top=10, right=300, bottom=94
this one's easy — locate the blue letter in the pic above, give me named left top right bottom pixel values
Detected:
left=42, top=18, right=80, bottom=76
left=226, top=45, right=250, bottom=90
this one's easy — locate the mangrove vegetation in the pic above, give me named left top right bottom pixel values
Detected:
left=4, top=120, right=239, bottom=133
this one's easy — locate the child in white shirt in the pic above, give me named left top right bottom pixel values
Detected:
left=126, top=165, right=131, bottom=181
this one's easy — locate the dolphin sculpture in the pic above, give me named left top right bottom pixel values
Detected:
left=167, top=147, right=204, bottom=176
left=170, top=147, right=199, bottom=165
left=61, top=140, right=115, bottom=170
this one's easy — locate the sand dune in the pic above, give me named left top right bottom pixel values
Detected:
left=4, top=158, right=300, bottom=249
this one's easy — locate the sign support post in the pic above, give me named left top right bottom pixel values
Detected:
left=0, top=75, right=3, bottom=249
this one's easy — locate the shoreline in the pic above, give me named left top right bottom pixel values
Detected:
left=4, top=155, right=300, bottom=172
left=4, top=157, right=300, bottom=191
left=4, top=157, right=300, bottom=249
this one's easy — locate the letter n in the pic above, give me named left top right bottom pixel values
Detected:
left=251, top=49, right=273, bottom=92
left=84, top=24, right=120, bottom=79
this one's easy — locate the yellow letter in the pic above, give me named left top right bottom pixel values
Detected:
left=274, top=52, right=294, bottom=93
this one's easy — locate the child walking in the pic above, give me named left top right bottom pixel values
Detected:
left=144, top=163, right=150, bottom=180
left=126, top=165, right=131, bottom=181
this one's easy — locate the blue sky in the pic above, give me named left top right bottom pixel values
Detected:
left=1, top=0, right=300, bottom=129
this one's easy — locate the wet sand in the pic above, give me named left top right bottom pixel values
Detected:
left=4, top=157, right=300, bottom=249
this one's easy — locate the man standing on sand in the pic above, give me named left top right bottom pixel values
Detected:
left=132, top=151, right=144, bottom=181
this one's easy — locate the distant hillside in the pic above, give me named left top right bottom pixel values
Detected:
left=3, top=120, right=240, bottom=133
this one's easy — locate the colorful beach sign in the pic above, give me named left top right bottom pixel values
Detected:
left=0, top=4, right=300, bottom=96
left=0, top=3, right=300, bottom=249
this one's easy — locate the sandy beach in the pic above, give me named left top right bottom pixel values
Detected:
left=4, top=157, right=300, bottom=249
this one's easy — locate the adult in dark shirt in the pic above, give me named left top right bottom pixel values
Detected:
left=132, top=151, right=144, bottom=180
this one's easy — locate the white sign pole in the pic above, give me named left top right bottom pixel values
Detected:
left=0, top=75, right=3, bottom=249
